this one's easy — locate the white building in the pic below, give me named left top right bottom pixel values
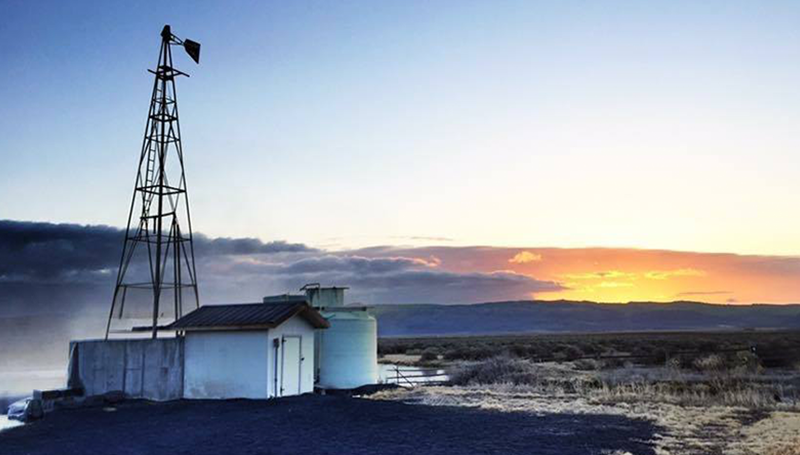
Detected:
left=67, top=286, right=379, bottom=402
left=170, top=300, right=329, bottom=399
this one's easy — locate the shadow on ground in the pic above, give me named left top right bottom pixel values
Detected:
left=1, top=395, right=661, bottom=455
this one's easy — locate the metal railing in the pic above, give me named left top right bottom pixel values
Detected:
left=385, top=366, right=449, bottom=387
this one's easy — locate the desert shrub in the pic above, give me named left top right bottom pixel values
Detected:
left=442, top=345, right=496, bottom=361
left=627, top=345, right=669, bottom=366
left=668, top=354, right=697, bottom=370
left=377, top=343, right=403, bottom=356
left=441, top=348, right=461, bottom=360
left=684, top=352, right=763, bottom=375
left=761, top=354, right=798, bottom=369
left=509, top=344, right=536, bottom=359
left=578, top=342, right=601, bottom=356
left=601, top=357, right=626, bottom=369
left=449, top=356, right=538, bottom=386
left=631, top=343, right=656, bottom=356
left=665, top=356, right=682, bottom=371
left=505, top=343, right=552, bottom=360
left=696, top=341, right=718, bottom=352
left=693, top=354, right=725, bottom=373
left=734, top=352, right=762, bottom=374
left=573, top=359, right=600, bottom=371
left=652, top=348, right=669, bottom=364
left=419, top=348, right=439, bottom=362
left=381, top=330, right=800, bottom=373
left=558, top=344, right=585, bottom=361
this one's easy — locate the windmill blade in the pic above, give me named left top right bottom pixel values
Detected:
left=184, top=39, right=201, bottom=64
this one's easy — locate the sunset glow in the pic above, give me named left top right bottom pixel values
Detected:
left=365, top=246, right=800, bottom=304
left=506, top=250, right=799, bottom=304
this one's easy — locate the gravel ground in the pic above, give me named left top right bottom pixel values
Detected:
left=0, top=395, right=661, bottom=455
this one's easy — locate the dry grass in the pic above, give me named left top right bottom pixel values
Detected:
left=765, top=443, right=800, bottom=455
left=731, top=411, right=800, bottom=455
left=447, top=355, right=800, bottom=409
left=449, top=356, right=540, bottom=386
left=378, top=353, right=421, bottom=366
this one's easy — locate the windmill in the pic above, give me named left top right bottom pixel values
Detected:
left=105, top=25, right=202, bottom=339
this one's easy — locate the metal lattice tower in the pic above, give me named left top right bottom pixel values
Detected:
left=106, top=25, right=202, bottom=339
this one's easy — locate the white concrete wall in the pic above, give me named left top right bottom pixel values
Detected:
left=69, top=338, right=183, bottom=401
left=183, top=315, right=315, bottom=399
left=183, top=331, right=269, bottom=399
left=266, top=315, right=316, bottom=397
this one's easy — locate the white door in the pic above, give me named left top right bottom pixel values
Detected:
left=280, top=336, right=302, bottom=396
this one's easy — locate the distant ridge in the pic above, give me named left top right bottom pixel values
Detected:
left=370, top=300, right=800, bottom=337
left=2, top=300, right=799, bottom=373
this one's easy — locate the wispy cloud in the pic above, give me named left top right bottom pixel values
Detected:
left=560, top=268, right=705, bottom=282
left=644, top=268, right=706, bottom=280
left=509, top=251, right=542, bottom=264
left=391, top=235, right=454, bottom=242
left=560, top=270, right=638, bottom=281
left=598, top=281, right=634, bottom=288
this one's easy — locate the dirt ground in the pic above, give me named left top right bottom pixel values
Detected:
left=1, top=394, right=661, bottom=455
left=370, top=386, right=800, bottom=455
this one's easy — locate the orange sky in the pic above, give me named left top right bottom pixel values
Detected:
left=367, top=246, right=800, bottom=304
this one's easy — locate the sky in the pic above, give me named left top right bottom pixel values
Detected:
left=2, top=1, right=800, bottom=305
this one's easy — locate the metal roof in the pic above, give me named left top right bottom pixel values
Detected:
left=262, top=294, right=308, bottom=304
left=167, top=302, right=329, bottom=331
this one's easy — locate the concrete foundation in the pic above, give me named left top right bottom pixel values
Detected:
left=68, top=338, right=183, bottom=401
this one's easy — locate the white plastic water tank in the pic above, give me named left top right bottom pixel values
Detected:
left=317, top=310, right=378, bottom=389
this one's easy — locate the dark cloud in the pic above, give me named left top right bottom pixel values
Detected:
left=0, top=220, right=565, bottom=314
left=204, top=254, right=565, bottom=304
left=0, top=220, right=121, bottom=282
left=275, top=255, right=434, bottom=275
left=194, top=234, right=316, bottom=256
left=0, top=220, right=315, bottom=284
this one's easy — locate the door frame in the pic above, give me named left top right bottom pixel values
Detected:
left=280, top=334, right=303, bottom=396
